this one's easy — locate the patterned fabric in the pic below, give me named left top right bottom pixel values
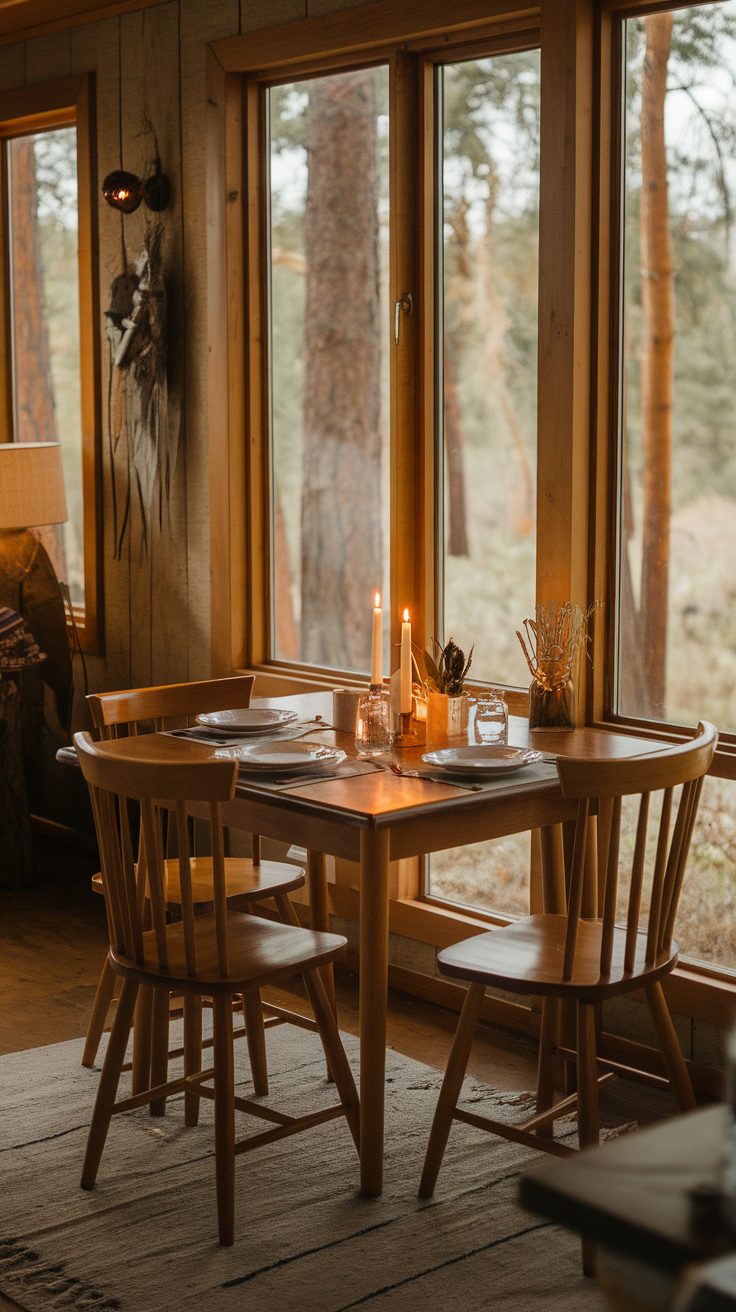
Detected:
left=0, top=606, right=45, bottom=670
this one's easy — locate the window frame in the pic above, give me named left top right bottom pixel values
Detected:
left=206, top=0, right=736, bottom=1023
left=207, top=3, right=541, bottom=690
left=591, top=0, right=736, bottom=784
left=0, top=73, right=103, bottom=655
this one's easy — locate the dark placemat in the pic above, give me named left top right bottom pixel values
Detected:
left=235, top=757, right=382, bottom=792
left=413, top=759, right=559, bottom=792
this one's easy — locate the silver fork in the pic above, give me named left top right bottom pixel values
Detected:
left=385, top=761, right=484, bottom=792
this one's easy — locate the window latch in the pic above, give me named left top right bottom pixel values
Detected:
left=394, top=292, right=413, bottom=345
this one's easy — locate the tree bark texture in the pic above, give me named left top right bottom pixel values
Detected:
left=443, top=336, right=469, bottom=557
left=8, top=137, right=67, bottom=581
left=300, top=71, right=381, bottom=669
left=639, top=13, right=674, bottom=716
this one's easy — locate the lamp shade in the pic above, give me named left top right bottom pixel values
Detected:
left=0, top=442, right=68, bottom=529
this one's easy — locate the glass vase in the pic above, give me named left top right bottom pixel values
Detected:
left=528, top=677, right=575, bottom=731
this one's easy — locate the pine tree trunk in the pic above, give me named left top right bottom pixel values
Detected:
left=444, top=336, right=469, bottom=556
left=9, top=136, right=67, bottom=582
left=300, top=71, right=381, bottom=669
left=639, top=13, right=674, bottom=716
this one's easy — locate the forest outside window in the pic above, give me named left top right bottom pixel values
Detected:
left=0, top=76, right=101, bottom=652
left=258, top=36, right=540, bottom=686
left=611, top=1, right=736, bottom=970
left=268, top=67, right=391, bottom=675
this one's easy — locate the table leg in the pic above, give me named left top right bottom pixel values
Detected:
left=359, top=827, right=390, bottom=1197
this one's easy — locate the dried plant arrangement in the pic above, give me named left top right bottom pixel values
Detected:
left=423, top=637, right=474, bottom=697
left=516, top=601, right=597, bottom=730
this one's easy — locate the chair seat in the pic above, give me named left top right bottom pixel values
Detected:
left=437, top=915, right=678, bottom=999
left=92, top=857, right=305, bottom=906
left=110, top=911, right=347, bottom=994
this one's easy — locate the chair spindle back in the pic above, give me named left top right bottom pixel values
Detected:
left=87, top=675, right=256, bottom=741
left=556, top=721, right=717, bottom=981
left=75, top=732, right=238, bottom=979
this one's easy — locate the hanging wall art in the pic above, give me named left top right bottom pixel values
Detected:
left=105, top=220, right=180, bottom=559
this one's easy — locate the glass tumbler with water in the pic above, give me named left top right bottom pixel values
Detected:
left=473, top=691, right=508, bottom=747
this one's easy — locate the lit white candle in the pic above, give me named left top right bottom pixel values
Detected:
left=400, top=608, right=412, bottom=714
left=371, top=592, right=382, bottom=687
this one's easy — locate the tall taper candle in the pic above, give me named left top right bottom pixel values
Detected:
left=371, top=592, right=382, bottom=688
left=400, top=609, right=412, bottom=714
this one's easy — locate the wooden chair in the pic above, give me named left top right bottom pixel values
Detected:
left=419, top=721, right=717, bottom=1272
left=81, top=675, right=309, bottom=1106
left=75, top=730, right=360, bottom=1246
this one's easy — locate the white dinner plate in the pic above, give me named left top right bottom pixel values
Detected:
left=214, top=740, right=346, bottom=774
left=421, top=746, right=543, bottom=777
left=195, top=708, right=298, bottom=735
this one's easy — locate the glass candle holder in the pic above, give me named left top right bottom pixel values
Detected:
left=355, top=690, right=394, bottom=754
left=473, top=691, right=508, bottom=746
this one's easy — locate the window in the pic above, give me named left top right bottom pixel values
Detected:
left=210, top=0, right=736, bottom=1007
left=439, top=52, right=539, bottom=690
left=268, top=67, right=391, bottom=674
left=0, top=75, right=101, bottom=653
left=226, top=21, right=540, bottom=689
left=602, top=0, right=736, bottom=971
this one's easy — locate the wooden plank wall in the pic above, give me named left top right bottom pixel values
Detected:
left=0, top=0, right=355, bottom=825
left=0, top=0, right=321, bottom=831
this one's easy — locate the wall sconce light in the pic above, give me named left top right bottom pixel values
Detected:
left=102, top=156, right=171, bottom=214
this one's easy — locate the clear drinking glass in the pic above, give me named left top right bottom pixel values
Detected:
left=355, top=691, right=394, bottom=754
left=473, top=692, right=508, bottom=746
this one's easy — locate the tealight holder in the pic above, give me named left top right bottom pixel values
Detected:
left=355, top=689, right=394, bottom=755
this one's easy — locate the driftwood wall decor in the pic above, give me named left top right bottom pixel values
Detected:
left=106, top=221, right=180, bottom=558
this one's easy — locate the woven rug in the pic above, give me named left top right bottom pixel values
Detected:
left=0, top=1022, right=609, bottom=1312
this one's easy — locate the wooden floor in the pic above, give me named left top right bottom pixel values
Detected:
left=1, top=832, right=540, bottom=1090
left=0, top=832, right=680, bottom=1312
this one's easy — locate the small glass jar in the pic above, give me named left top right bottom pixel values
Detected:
left=355, top=690, right=394, bottom=754
left=473, top=690, right=508, bottom=746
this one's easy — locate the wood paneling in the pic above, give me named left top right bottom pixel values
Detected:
left=179, top=0, right=240, bottom=682
left=0, top=0, right=173, bottom=48
left=214, top=0, right=539, bottom=72
left=0, top=42, right=25, bottom=92
left=73, top=15, right=128, bottom=688
left=536, top=0, right=594, bottom=717
left=23, top=29, right=73, bottom=83
left=139, top=3, right=187, bottom=689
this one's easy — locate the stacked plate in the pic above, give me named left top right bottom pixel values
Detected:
left=214, top=739, right=346, bottom=777
left=422, top=746, right=542, bottom=778
left=195, top=709, right=299, bottom=735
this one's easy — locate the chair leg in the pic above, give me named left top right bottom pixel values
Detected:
left=419, top=982, right=486, bottom=1200
left=242, top=989, right=269, bottom=1096
left=81, top=955, right=118, bottom=1068
left=184, top=995, right=203, bottom=1126
left=212, top=993, right=236, bottom=1247
left=577, top=1001, right=599, bottom=1278
left=81, top=978, right=139, bottom=1190
left=645, top=980, right=697, bottom=1112
left=132, top=985, right=154, bottom=1095
left=275, top=891, right=300, bottom=927
left=149, top=989, right=171, bottom=1116
left=302, top=966, right=360, bottom=1153
left=535, top=997, right=560, bottom=1140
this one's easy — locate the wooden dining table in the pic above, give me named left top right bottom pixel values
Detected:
left=195, top=690, right=670, bottom=1198
left=59, top=688, right=679, bottom=1194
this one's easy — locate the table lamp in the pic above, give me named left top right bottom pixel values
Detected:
left=0, top=441, right=69, bottom=608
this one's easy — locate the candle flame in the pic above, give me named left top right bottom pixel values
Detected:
left=403, top=608, right=409, bottom=622
left=375, top=592, right=381, bottom=608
